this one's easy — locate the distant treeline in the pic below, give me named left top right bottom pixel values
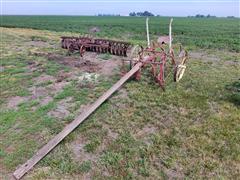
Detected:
left=129, top=11, right=155, bottom=17
left=97, top=14, right=120, bottom=16
left=97, top=12, right=236, bottom=18
left=97, top=11, right=156, bottom=17
left=188, top=14, right=216, bottom=18
left=188, top=14, right=236, bottom=18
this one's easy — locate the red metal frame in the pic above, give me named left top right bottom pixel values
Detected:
left=131, top=46, right=176, bottom=90
left=61, top=36, right=131, bottom=57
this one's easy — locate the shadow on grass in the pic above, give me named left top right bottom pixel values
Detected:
left=225, top=80, right=240, bottom=106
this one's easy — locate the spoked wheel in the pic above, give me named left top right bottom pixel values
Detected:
left=174, top=49, right=188, bottom=82
left=67, top=44, right=75, bottom=56
left=79, top=45, right=86, bottom=57
left=174, top=64, right=186, bottom=82
left=129, top=45, right=143, bottom=69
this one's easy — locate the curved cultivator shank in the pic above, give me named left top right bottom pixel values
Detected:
left=61, top=36, right=131, bottom=57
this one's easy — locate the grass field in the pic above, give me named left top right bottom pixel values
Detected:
left=0, top=16, right=240, bottom=179
left=1, top=16, right=240, bottom=52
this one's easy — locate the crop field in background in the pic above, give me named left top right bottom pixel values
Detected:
left=1, top=16, right=240, bottom=52
left=0, top=16, right=240, bottom=179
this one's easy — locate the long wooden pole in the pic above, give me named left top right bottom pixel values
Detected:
left=169, top=18, right=173, bottom=50
left=146, top=18, right=150, bottom=48
left=13, top=62, right=144, bottom=179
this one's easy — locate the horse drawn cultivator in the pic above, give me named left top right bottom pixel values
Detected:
left=128, top=18, right=188, bottom=90
left=13, top=18, right=189, bottom=179
left=61, top=18, right=188, bottom=90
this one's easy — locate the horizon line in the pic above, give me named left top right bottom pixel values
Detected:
left=1, top=14, right=239, bottom=17
left=2, top=0, right=239, bottom=3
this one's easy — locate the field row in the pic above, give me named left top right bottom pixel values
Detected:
left=1, top=16, right=240, bottom=52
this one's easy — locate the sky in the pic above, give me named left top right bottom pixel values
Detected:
left=1, top=0, right=240, bottom=17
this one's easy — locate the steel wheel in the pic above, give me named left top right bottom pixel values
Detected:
left=174, top=65, right=186, bottom=82
left=129, top=45, right=142, bottom=69
left=79, top=45, right=86, bottom=57
left=174, top=49, right=188, bottom=82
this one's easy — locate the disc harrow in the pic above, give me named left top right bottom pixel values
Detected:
left=61, top=36, right=131, bottom=57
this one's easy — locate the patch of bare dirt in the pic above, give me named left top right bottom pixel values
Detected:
left=5, top=144, right=16, bottom=154
left=29, top=51, right=49, bottom=57
left=7, top=96, right=29, bottom=109
left=135, top=126, right=158, bottom=138
left=190, top=51, right=220, bottom=63
left=71, top=137, right=99, bottom=162
left=28, top=166, right=52, bottom=179
left=47, top=52, right=125, bottom=77
left=89, top=27, right=101, bottom=33
left=30, top=49, right=126, bottom=78
left=40, top=96, right=53, bottom=106
left=224, top=60, right=240, bottom=66
left=27, top=61, right=44, bottom=72
left=25, top=41, right=50, bottom=47
left=134, top=124, right=158, bottom=145
left=179, top=107, right=188, bottom=116
left=78, top=60, right=101, bottom=73
left=102, top=124, right=119, bottom=140
left=11, top=121, right=22, bottom=133
left=0, top=172, right=15, bottom=180
left=47, top=54, right=101, bottom=73
left=163, top=168, right=185, bottom=179
left=114, top=88, right=128, bottom=99
left=70, top=122, right=118, bottom=163
left=28, top=166, right=91, bottom=180
left=48, top=97, right=73, bottom=119
left=109, top=88, right=129, bottom=109
left=27, top=80, right=70, bottom=109
left=0, top=66, right=4, bottom=72
left=48, top=81, right=70, bottom=93
left=153, top=158, right=185, bottom=179
left=75, top=103, right=91, bottom=115
left=67, top=121, right=121, bottom=180
left=100, top=57, right=122, bottom=76
left=33, top=74, right=56, bottom=85
left=24, top=59, right=78, bottom=110
left=29, top=86, right=49, bottom=99
left=56, top=71, right=74, bottom=82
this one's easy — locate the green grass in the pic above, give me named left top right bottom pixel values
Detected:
left=0, top=23, right=239, bottom=179
left=98, top=53, right=112, bottom=60
left=1, top=16, right=240, bottom=52
left=225, top=80, right=240, bottom=106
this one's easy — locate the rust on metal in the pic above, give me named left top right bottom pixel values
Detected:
left=61, top=36, right=131, bottom=57
left=13, top=18, right=189, bottom=179
left=128, top=18, right=189, bottom=90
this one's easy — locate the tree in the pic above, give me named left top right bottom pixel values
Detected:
left=195, top=14, right=205, bottom=18
left=142, top=11, right=154, bottom=16
left=129, top=11, right=154, bottom=17
left=129, top=12, right=136, bottom=16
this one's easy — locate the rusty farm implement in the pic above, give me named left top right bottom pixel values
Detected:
left=13, top=18, right=189, bottom=179
left=61, top=36, right=131, bottom=57
left=61, top=18, right=188, bottom=90
left=128, top=18, right=188, bottom=90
